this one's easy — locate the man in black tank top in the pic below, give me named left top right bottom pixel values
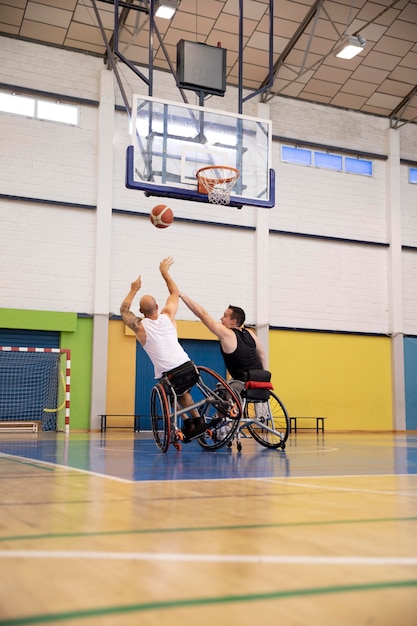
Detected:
left=220, top=327, right=263, bottom=380
left=179, top=294, right=267, bottom=381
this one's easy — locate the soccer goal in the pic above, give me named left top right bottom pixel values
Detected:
left=0, top=347, right=70, bottom=433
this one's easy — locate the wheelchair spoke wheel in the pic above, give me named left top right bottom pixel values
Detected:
left=195, top=366, right=241, bottom=451
left=150, top=383, right=171, bottom=452
left=246, top=391, right=289, bottom=449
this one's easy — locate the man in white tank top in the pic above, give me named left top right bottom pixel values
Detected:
left=120, top=257, right=205, bottom=439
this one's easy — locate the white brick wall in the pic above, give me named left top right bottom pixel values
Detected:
left=109, top=214, right=257, bottom=323
left=402, top=166, right=417, bottom=247
left=399, top=123, right=417, bottom=162
left=270, top=235, right=388, bottom=333
left=0, top=109, right=98, bottom=204
left=270, top=97, right=389, bottom=154
left=272, top=154, right=387, bottom=242
left=0, top=37, right=101, bottom=101
left=1, top=35, right=416, bottom=335
left=403, top=251, right=417, bottom=333
left=403, top=251, right=417, bottom=335
left=0, top=201, right=95, bottom=312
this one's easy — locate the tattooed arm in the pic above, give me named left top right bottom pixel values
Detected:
left=120, top=276, right=143, bottom=335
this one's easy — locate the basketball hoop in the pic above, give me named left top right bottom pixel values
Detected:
left=196, top=165, right=240, bottom=205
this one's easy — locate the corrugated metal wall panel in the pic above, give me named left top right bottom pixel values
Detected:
left=0, top=329, right=59, bottom=348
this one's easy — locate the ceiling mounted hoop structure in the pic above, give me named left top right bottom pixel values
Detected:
left=196, top=166, right=240, bottom=205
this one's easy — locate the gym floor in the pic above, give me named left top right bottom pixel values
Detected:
left=0, top=430, right=416, bottom=625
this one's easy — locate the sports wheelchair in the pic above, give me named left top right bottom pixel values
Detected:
left=227, top=370, right=290, bottom=452
left=150, top=361, right=242, bottom=452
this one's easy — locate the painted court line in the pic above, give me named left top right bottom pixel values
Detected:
left=269, top=477, right=417, bottom=497
left=2, top=451, right=417, bottom=485
left=0, top=452, right=133, bottom=483
left=3, top=580, right=417, bottom=626
left=1, top=550, right=416, bottom=566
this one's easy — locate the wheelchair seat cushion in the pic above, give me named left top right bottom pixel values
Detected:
left=162, top=360, right=199, bottom=396
left=246, top=380, right=273, bottom=389
left=243, top=369, right=273, bottom=401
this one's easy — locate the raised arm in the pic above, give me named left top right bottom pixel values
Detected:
left=120, top=275, right=142, bottom=334
left=179, top=292, right=233, bottom=347
left=159, top=257, right=179, bottom=319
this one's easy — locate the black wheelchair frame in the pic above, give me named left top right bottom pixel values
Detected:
left=227, top=372, right=290, bottom=452
left=150, top=364, right=242, bottom=452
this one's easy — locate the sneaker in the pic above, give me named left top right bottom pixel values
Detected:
left=182, top=416, right=208, bottom=440
left=207, top=416, right=223, bottom=429
left=181, top=418, right=194, bottom=438
left=193, top=416, right=209, bottom=436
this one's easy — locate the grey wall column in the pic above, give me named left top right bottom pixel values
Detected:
left=90, top=69, right=115, bottom=430
left=386, top=127, right=406, bottom=430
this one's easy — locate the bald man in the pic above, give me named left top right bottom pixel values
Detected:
left=120, top=257, right=204, bottom=439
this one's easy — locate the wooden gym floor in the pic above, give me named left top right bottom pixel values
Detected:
left=0, top=430, right=416, bottom=625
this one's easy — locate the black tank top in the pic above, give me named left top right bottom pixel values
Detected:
left=220, top=328, right=263, bottom=380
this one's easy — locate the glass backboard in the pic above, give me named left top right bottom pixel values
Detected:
left=126, top=95, right=275, bottom=209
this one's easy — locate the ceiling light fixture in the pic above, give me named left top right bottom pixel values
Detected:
left=334, top=35, right=366, bottom=60
left=154, top=0, right=179, bottom=19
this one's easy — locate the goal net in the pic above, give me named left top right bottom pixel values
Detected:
left=0, top=347, right=70, bottom=432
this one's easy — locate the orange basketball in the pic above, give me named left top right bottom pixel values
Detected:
left=150, top=204, right=174, bottom=229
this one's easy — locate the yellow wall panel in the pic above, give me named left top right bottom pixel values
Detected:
left=107, top=321, right=136, bottom=414
left=108, top=320, right=394, bottom=432
left=269, top=331, right=393, bottom=431
left=123, top=319, right=213, bottom=340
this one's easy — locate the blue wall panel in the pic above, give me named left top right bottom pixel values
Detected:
left=404, top=336, right=417, bottom=430
left=135, top=339, right=224, bottom=430
left=0, top=329, right=59, bottom=348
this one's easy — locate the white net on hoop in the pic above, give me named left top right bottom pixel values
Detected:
left=196, top=166, right=240, bottom=205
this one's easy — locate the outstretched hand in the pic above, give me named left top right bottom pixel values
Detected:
left=130, top=275, right=142, bottom=292
left=159, top=257, right=174, bottom=274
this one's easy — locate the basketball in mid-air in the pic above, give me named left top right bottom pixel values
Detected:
left=149, top=204, right=174, bottom=229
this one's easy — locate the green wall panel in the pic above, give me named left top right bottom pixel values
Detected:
left=0, top=308, right=92, bottom=431
left=61, top=318, right=93, bottom=431
left=0, top=308, right=77, bottom=332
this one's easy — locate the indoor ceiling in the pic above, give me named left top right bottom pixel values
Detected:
left=1, top=0, right=417, bottom=127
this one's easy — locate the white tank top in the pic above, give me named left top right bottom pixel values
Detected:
left=141, top=314, right=190, bottom=379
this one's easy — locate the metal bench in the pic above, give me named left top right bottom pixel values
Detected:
left=289, top=416, right=326, bottom=433
left=99, top=415, right=141, bottom=433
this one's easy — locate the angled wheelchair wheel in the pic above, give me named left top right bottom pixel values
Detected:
left=150, top=382, right=171, bottom=453
left=246, top=391, right=289, bottom=449
left=195, top=366, right=241, bottom=451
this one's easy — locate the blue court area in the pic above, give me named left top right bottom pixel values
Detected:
left=0, top=431, right=416, bottom=482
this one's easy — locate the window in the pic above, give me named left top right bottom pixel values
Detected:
left=281, top=145, right=311, bottom=165
left=0, top=91, right=79, bottom=125
left=0, top=92, right=34, bottom=117
left=37, top=100, right=79, bottom=125
left=314, top=152, right=342, bottom=171
left=281, top=145, right=373, bottom=177
left=345, top=157, right=372, bottom=176
left=410, top=168, right=417, bottom=184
